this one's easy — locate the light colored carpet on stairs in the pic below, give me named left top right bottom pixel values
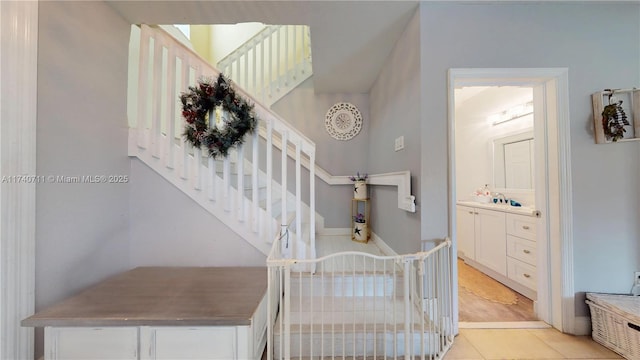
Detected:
left=458, top=259, right=518, bottom=305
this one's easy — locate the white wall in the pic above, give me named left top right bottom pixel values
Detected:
left=271, top=77, right=370, bottom=227
left=419, top=2, right=640, bottom=319
left=455, top=86, right=534, bottom=206
left=210, top=23, right=266, bottom=65
left=129, top=160, right=266, bottom=266
left=368, top=10, right=422, bottom=254
left=36, top=1, right=132, bottom=356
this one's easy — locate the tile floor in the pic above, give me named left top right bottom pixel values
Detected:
left=444, top=328, right=622, bottom=360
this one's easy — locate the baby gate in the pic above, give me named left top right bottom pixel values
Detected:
left=266, top=238, right=454, bottom=360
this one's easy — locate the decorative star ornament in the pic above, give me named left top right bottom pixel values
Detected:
left=354, top=227, right=362, bottom=236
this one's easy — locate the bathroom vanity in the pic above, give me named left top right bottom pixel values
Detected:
left=456, top=201, right=539, bottom=300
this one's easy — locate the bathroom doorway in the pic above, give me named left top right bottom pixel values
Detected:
left=447, top=68, right=574, bottom=334
left=454, top=85, right=539, bottom=324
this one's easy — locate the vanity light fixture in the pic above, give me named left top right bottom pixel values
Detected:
left=490, top=101, right=534, bottom=125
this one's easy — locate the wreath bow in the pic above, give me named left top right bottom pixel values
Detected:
left=181, top=74, right=258, bottom=158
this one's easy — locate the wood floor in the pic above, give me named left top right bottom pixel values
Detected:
left=458, top=260, right=537, bottom=322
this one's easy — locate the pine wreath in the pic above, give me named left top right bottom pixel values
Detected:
left=181, top=74, right=258, bottom=158
left=602, top=100, right=629, bottom=142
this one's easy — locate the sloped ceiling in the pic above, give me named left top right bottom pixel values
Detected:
left=106, top=0, right=418, bottom=93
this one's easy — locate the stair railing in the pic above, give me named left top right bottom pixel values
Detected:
left=129, top=24, right=316, bottom=257
left=217, top=25, right=312, bottom=107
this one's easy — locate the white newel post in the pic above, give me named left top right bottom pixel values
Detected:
left=0, top=1, right=38, bottom=359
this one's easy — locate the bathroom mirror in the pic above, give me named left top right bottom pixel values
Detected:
left=493, top=130, right=534, bottom=190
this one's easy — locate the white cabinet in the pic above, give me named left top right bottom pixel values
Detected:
left=45, top=327, right=138, bottom=360
left=456, top=205, right=506, bottom=276
left=474, top=208, right=507, bottom=276
left=43, top=293, right=267, bottom=360
left=456, top=204, right=538, bottom=299
left=456, top=205, right=476, bottom=260
left=506, top=213, right=537, bottom=293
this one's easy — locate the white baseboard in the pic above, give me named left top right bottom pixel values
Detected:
left=459, top=321, right=550, bottom=329
left=573, top=316, right=592, bottom=336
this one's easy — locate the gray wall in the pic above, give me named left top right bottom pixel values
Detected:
left=36, top=1, right=132, bottom=357
left=272, top=78, right=370, bottom=227
left=37, top=0, right=131, bottom=312
left=419, top=2, right=640, bottom=316
left=129, top=159, right=266, bottom=266
left=368, top=10, right=422, bottom=254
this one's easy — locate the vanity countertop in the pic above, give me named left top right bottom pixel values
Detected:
left=457, top=200, right=540, bottom=217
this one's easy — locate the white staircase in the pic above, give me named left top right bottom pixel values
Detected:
left=217, top=25, right=312, bottom=108
left=128, top=24, right=317, bottom=257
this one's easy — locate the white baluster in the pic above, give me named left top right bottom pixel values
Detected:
left=280, top=130, right=288, bottom=247
left=193, top=148, right=202, bottom=191
left=243, top=51, right=249, bottom=91
left=181, top=140, right=189, bottom=181
left=276, top=27, right=282, bottom=91
left=268, top=34, right=273, bottom=100
left=151, top=36, right=164, bottom=159
left=252, top=131, right=259, bottom=233
left=164, top=45, right=177, bottom=169
left=260, top=38, right=266, bottom=103
left=252, top=41, right=257, bottom=96
left=137, top=26, right=150, bottom=149
left=237, top=145, right=245, bottom=222
left=266, top=121, right=273, bottom=241
left=295, top=140, right=301, bottom=259
left=284, top=26, right=289, bottom=86
left=223, top=155, right=231, bottom=212
left=309, top=151, right=315, bottom=257
left=292, top=26, right=298, bottom=79
left=208, top=157, right=216, bottom=202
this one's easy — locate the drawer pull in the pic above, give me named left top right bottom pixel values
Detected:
left=522, top=225, right=530, bottom=230
left=468, top=211, right=474, bottom=214
left=523, top=273, right=531, bottom=278
left=523, top=250, right=531, bottom=254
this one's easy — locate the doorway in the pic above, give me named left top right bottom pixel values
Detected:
left=447, top=68, right=574, bottom=334
left=454, top=85, right=539, bottom=324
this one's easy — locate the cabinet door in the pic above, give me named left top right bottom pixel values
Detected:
left=456, top=206, right=476, bottom=260
left=475, top=208, right=507, bottom=276
left=46, top=327, right=138, bottom=360
left=144, top=327, right=239, bottom=360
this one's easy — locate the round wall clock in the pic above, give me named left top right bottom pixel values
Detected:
left=324, top=102, right=363, bottom=141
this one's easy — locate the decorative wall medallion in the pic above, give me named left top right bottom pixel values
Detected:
left=325, top=102, right=362, bottom=141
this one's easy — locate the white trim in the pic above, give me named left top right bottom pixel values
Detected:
left=0, top=1, right=38, bottom=359
left=448, top=68, right=574, bottom=333
left=261, top=127, right=416, bottom=212
left=459, top=321, right=551, bottom=329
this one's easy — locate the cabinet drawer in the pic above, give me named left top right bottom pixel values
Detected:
left=507, top=235, right=536, bottom=266
left=506, top=213, right=536, bottom=241
left=507, top=257, right=537, bottom=291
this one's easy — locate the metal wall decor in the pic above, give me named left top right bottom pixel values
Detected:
left=325, top=102, right=363, bottom=141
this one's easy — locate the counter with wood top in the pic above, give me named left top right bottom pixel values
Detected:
left=22, top=267, right=268, bottom=360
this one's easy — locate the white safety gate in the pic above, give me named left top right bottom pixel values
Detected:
left=267, top=238, right=454, bottom=360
